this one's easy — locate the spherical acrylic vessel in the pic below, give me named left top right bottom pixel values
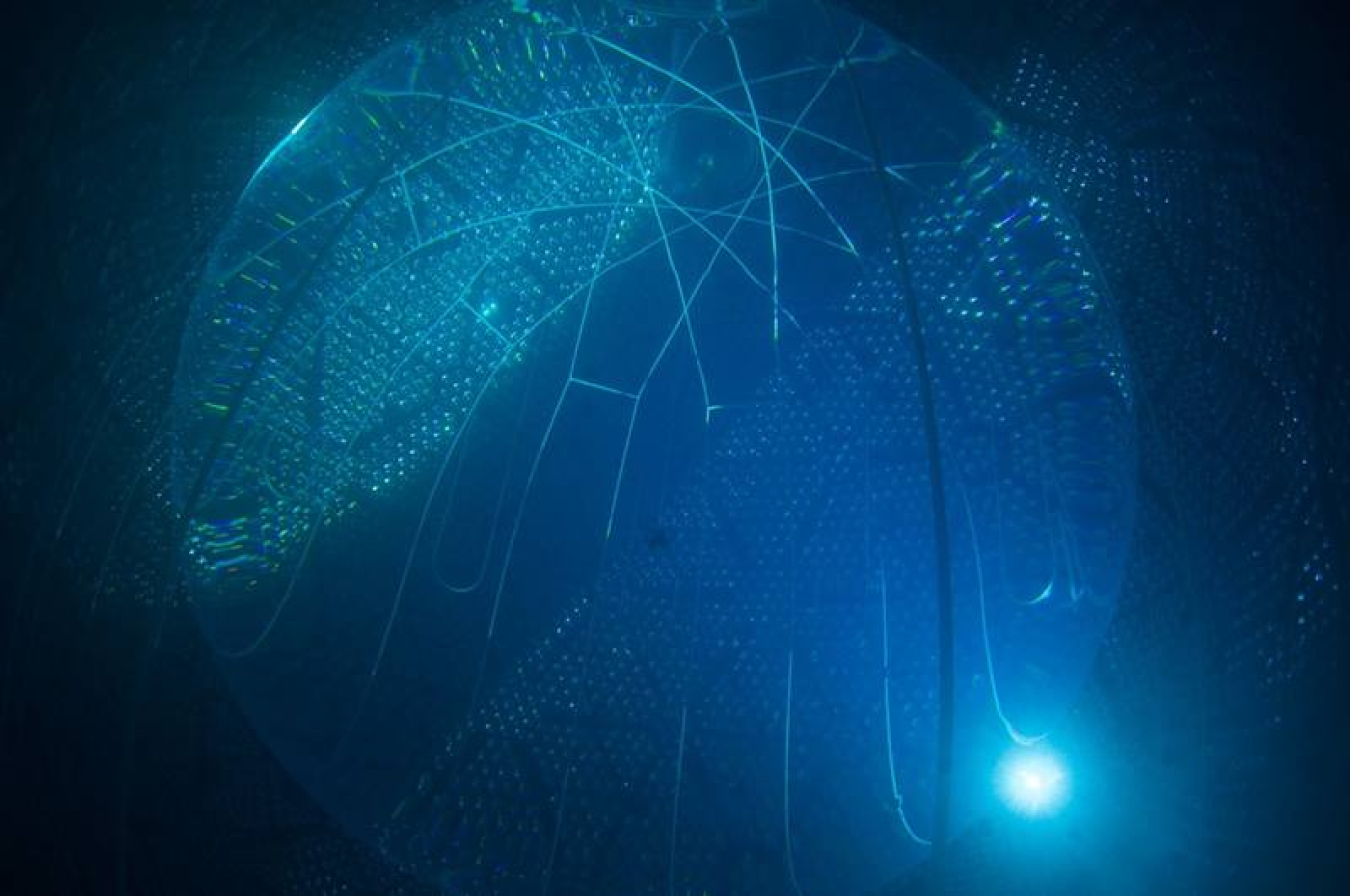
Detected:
left=173, top=0, right=1135, bottom=889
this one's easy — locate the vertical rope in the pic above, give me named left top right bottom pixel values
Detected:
left=813, top=4, right=956, bottom=885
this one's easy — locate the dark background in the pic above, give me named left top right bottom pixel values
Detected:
left=1, top=0, right=1346, bottom=893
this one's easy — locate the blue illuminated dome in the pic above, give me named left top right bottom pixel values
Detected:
left=171, top=0, right=1135, bottom=888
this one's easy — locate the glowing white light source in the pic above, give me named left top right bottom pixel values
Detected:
left=996, top=745, right=1070, bottom=818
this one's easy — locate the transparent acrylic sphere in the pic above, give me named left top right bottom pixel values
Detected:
left=173, top=0, right=1134, bottom=889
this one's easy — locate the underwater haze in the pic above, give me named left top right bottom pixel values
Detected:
left=1, top=0, right=1345, bottom=893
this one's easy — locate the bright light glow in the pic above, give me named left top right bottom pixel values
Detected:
left=289, top=113, right=311, bottom=136
left=996, top=745, right=1070, bottom=818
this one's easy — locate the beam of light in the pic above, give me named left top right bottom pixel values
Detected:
left=996, top=745, right=1070, bottom=818
left=244, top=108, right=319, bottom=192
